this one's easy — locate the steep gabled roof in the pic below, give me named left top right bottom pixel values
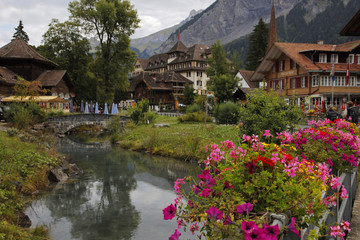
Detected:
left=0, top=66, right=18, bottom=85
left=146, top=53, right=168, bottom=70
left=136, top=58, right=149, bottom=69
left=0, top=38, right=58, bottom=67
left=35, top=70, right=74, bottom=90
left=169, top=44, right=210, bottom=64
left=237, top=70, right=258, bottom=88
left=251, top=40, right=360, bottom=82
left=340, top=9, right=360, bottom=36
left=167, top=41, right=188, bottom=53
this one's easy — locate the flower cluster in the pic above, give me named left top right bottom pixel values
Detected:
left=163, top=119, right=357, bottom=239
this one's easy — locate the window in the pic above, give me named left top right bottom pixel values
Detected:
left=330, top=54, right=338, bottom=63
left=279, top=80, right=283, bottom=89
left=301, top=76, right=306, bottom=88
left=197, top=72, right=202, bottom=77
left=319, top=54, right=327, bottom=63
left=357, top=54, right=360, bottom=64
left=291, top=59, right=297, bottom=69
left=186, top=72, right=191, bottom=77
left=357, top=76, right=360, bottom=87
left=272, top=65, right=275, bottom=72
left=279, top=61, right=284, bottom=71
left=312, top=75, right=319, bottom=87
left=292, top=78, right=296, bottom=89
left=349, top=54, right=355, bottom=64
left=350, top=76, right=355, bottom=86
left=197, top=80, right=202, bottom=86
left=272, top=81, right=276, bottom=90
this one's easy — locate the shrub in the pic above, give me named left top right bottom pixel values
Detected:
left=129, top=99, right=149, bottom=124
left=177, top=112, right=212, bottom=123
left=238, top=88, right=302, bottom=142
left=145, top=111, right=158, bottom=123
left=186, top=104, right=203, bottom=113
left=213, top=102, right=240, bottom=124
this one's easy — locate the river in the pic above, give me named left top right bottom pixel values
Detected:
left=25, top=137, right=201, bottom=240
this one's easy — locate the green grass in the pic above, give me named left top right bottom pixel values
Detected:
left=116, top=116, right=240, bottom=163
left=0, top=131, right=60, bottom=240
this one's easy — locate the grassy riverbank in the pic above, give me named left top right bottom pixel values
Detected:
left=0, top=130, right=61, bottom=240
left=115, top=116, right=240, bottom=164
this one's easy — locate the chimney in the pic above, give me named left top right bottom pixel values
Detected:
left=317, top=40, right=324, bottom=45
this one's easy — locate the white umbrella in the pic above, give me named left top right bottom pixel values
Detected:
left=104, top=103, right=108, bottom=114
left=95, top=102, right=99, bottom=114
left=85, top=102, right=89, bottom=114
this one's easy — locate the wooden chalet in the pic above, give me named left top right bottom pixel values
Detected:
left=0, top=37, right=74, bottom=100
left=250, top=4, right=360, bottom=109
left=131, top=58, right=149, bottom=78
left=234, top=70, right=257, bottom=101
left=129, top=71, right=192, bottom=111
left=340, top=9, right=360, bottom=36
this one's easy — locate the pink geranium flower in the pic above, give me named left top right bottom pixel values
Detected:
left=169, top=229, right=181, bottom=240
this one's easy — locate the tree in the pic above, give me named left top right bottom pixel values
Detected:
left=12, top=20, right=29, bottom=42
left=206, top=41, right=238, bottom=103
left=245, top=18, right=268, bottom=71
left=38, top=19, right=95, bottom=103
left=183, top=83, right=195, bottom=106
left=68, top=0, right=140, bottom=104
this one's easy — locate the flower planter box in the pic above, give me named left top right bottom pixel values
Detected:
left=283, top=168, right=358, bottom=240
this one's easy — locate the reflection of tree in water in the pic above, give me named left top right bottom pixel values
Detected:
left=44, top=149, right=140, bottom=240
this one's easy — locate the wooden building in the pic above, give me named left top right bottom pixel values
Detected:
left=0, top=37, right=74, bottom=100
left=233, top=70, right=257, bottom=101
left=129, top=71, right=192, bottom=111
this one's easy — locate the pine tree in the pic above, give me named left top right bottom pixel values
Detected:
left=13, top=20, right=29, bottom=42
left=245, top=18, right=268, bottom=71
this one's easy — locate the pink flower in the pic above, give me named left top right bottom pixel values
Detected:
left=174, top=178, right=185, bottom=194
left=329, top=176, right=341, bottom=190
left=176, top=219, right=183, bottom=229
left=190, top=223, right=199, bottom=235
left=163, top=204, right=176, bottom=220
left=330, top=226, right=345, bottom=240
left=169, top=229, right=181, bottom=240
left=241, top=221, right=258, bottom=234
left=341, top=186, right=348, bottom=199
left=223, top=180, right=233, bottom=190
left=224, top=215, right=233, bottom=225
left=288, top=217, right=300, bottom=237
left=199, top=188, right=212, bottom=198
left=236, top=203, right=253, bottom=215
left=243, top=134, right=252, bottom=142
left=341, top=220, right=351, bottom=232
left=206, top=206, right=223, bottom=221
left=244, top=228, right=266, bottom=240
left=263, top=130, right=272, bottom=138
left=263, top=223, right=280, bottom=240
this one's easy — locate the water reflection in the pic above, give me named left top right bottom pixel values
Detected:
left=26, top=137, right=200, bottom=240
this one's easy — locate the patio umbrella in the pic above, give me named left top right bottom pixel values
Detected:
left=69, top=99, right=74, bottom=113
left=355, top=100, right=357, bottom=106
left=114, top=104, right=119, bottom=114
left=95, top=102, right=99, bottom=114
left=341, top=100, right=346, bottom=111
left=89, top=100, right=94, bottom=113
left=314, top=100, right=319, bottom=112
left=320, top=101, right=325, bottom=113
left=80, top=100, right=84, bottom=113
left=104, top=103, right=109, bottom=114
left=111, top=103, right=115, bottom=114
left=85, top=102, right=89, bottom=114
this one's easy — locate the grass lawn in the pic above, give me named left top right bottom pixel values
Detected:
left=116, top=116, right=240, bottom=163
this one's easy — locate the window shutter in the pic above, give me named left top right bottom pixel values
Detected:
left=296, top=77, right=301, bottom=88
left=305, top=76, right=308, bottom=88
left=276, top=62, right=279, bottom=72
left=355, top=55, right=359, bottom=64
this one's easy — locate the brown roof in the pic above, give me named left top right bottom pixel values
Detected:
left=167, top=41, right=188, bottom=53
left=129, top=71, right=192, bottom=92
left=170, top=44, right=210, bottom=64
left=35, top=70, right=74, bottom=90
left=0, top=66, right=18, bottom=85
left=340, top=9, right=360, bottom=36
left=0, top=38, right=58, bottom=67
left=238, top=70, right=258, bottom=88
left=137, top=58, right=149, bottom=69
left=146, top=53, right=168, bottom=70
left=251, top=40, right=360, bottom=81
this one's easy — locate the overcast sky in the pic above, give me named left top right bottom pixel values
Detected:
left=0, top=0, right=216, bottom=47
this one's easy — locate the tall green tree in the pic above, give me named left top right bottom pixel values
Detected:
left=245, top=18, right=268, bottom=71
left=206, top=41, right=238, bottom=103
left=38, top=19, right=95, bottom=102
left=68, top=0, right=140, bottom=104
left=183, top=83, right=195, bottom=106
left=12, top=20, right=29, bottom=42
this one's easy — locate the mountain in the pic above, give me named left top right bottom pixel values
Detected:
left=130, top=9, right=202, bottom=58
left=223, top=0, right=360, bottom=65
left=157, top=0, right=304, bottom=53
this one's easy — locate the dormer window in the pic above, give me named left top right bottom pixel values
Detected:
left=319, top=54, right=327, bottom=63
left=291, top=59, right=297, bottom=69
left=330, top=54, right=338, bottom=63
left=279, top=61, right=284, bottom=71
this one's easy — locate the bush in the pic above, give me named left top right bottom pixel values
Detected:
left=186, top=104, right=203, bottom=113
left=177, top=111, right=212, bottom=123
left=129, top=99, right=149, bottom=124
left=145, top=111, right=158, bottom=123
left=213, top=102, right=240, bottom=124
left=238, top=88, right=302, bottom=142
left=5, top=103, right=49, bottom=129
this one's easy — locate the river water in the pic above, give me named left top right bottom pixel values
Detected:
left=25, top=137, right=201, bottom=240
